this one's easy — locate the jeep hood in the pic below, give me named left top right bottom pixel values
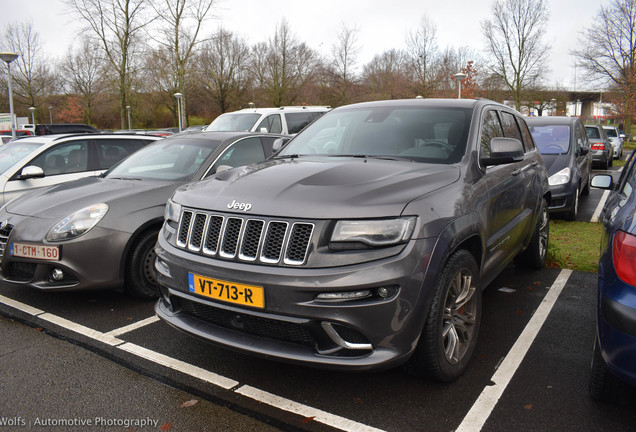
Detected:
left=173, top=157, right=460, bottom=219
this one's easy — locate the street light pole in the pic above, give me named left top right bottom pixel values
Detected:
left=1, top=52, right=19, bottom=140
left=126, top=105, right=131, bottom=130
left=48, top=106, right=53, bottom=123
left=454, top=72, right=467, bottom=99
left=28, top=106, right=36, bottom=125
left=174, top=93, right=183, bottom=132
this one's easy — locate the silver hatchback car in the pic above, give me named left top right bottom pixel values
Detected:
left=0, top=133, right=161, bottom=206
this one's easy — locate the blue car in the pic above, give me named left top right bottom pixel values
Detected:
left=589, top=148, right=636, bottom=401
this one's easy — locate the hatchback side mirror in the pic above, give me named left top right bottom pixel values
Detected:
left=18, top=165, right=45, bottom=180
left=591, top=174, right=613, bottom=190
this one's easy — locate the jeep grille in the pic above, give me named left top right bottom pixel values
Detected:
left=176, top=209, right=314, bottom=266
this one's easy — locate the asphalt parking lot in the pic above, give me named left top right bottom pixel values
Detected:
left=1, top=164, right=635, bottom=432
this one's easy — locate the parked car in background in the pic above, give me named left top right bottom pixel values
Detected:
left=602, top=125, right=624, bottom=159
left=589, top=147, right=636, bottom=402
left=0, top=133, right=160, bottom=206
left=0, top=132, right=286, bottom=298
left=527, top=116, right=591, bottom=220
left=207, top=106, right=330, bottom=135
left=35, top=123, right=99, bottom=135
left=155, top=98, right=550, bottom=381
left=585, top=125, right=613, bottom=169
left=1, top=130, right=34, bottom=137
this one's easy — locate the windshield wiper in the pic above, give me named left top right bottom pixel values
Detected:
left=107, top=176, right=143, bottom=180
left=273, top=154, right=303, bottom=159
left=327, top=154, right=412, bottom=161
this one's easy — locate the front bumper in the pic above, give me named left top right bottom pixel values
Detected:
left=154, top=234, right=439, bottom=371
left=0, top=213, right=130, bottom=291
left=547, top=183, right=577, bottom=214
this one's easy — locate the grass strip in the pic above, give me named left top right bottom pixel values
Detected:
left=546, top=220, right=603, bottom=273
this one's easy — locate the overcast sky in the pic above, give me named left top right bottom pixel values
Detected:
left=0, top=0, right=606, bottom=91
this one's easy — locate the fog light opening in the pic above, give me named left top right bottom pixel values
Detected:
left=51, top=268, right=64, bottom=281
left=321, top=322, right=373, bottom=350
left=154, top=258, right=171, bottom=278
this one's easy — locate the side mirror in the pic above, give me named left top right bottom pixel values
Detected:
left=259, top=127, right=269, bottom=133
left=215, top=165, right=233, bottom=174
left=19, top=165, right=45, bottom=179
left=272, top=137, right=290, bottom=153
left=482, top=138, right=524, bottom=166
left=580, top=146, right=590, bottom=155
left=591, top=174, right=613, bottom=190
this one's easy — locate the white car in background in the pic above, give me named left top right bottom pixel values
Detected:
left=602, top=125, right=624, bottom=159
left=207, top=106, right=330, bottom=135
left=0, top=133, right=161, bottom=206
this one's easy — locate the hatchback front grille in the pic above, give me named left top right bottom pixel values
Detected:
left=176, top=209, right=314, bottom=266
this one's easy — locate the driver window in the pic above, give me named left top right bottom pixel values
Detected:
left=256, top=115, right=282, bottom=133
left=207, top=137, right=265, bottom=177
left=30, top=141, right=89, bottom=176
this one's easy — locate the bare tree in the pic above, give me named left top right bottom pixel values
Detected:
left=59, top=37, right=109, bottom=124
left=328, top=23, right=360, bottom=105
left=362, top=49, right=410, bottom=100
left=573, top=0, right=636, bottom=131
left=149, top=0, right=216, bottom=127
left=66, top=0, right=154, bottom=128
left=253, top=19, right=320, bottom=106
left=481, top=0, right=551, bottom=110
left=2, top=21, right=57, bottom=114
left=405, top=15, right=440, bottom=97
left=198, top=28, right=252, bottom=113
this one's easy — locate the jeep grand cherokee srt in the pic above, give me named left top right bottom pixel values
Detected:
left=154, top=98, right=550, bottom=381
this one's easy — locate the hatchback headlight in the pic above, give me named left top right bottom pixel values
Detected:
left=164, top=199, right=182, bottom=224
left=46, top=203, right=109, bottom=241
left=548, top=167, right=570, bottom=186
left=330, top=217, right=416, bottom=248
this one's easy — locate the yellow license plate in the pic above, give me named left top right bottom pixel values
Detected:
left=188, top=273, right=265, bottom=309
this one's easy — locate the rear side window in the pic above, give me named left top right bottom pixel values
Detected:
left=284, top=112, right=325, bottom=134
left=96, top=139, right=144, bottom=169
left=480, top=110, right=504, bottom=159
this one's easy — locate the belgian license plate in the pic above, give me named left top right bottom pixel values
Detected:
left=10, top=242, right=60, bottom=261
left=188, top=273, right=265, bottom=309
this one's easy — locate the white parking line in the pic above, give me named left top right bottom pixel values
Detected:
left=105, top=315, right=160, bottom=337
left=0, top=295, right=385, bottom=432
left=455, top=269, right=573, bottom=432
left=236, top=385, right=386, bottom=432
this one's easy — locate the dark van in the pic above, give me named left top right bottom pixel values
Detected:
left=36, top=124, right=99, bottom=135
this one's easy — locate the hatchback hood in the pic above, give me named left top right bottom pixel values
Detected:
left=173, top=157, right=461, bottom=219
left=6, top=176, right=178, bottom=219
left=540, top=153, right=570, bottom=177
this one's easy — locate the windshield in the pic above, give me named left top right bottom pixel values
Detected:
left=279, top=106, right=471, bottom=164
left=105, top=137, right=218, bottom=181
left=207, top=113, right=261, bottom=132
left=529, top=125, right=570, bottom=154
left=0, top=141, right=45, bottom=174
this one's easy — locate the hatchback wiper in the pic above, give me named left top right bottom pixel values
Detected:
left=107, top=176, right=143, bottom=180
left=273, top=154, right=303, bottom=159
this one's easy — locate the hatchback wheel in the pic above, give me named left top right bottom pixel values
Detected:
left=566, top=187, right=579, bottom=221
left=515, top=198, right=549, bottom=269
left=407, top=250, right=481, bottom=382
left=125, top=229, right=160, bottom=299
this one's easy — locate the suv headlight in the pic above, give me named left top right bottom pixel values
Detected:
left=330, top=217, right=416, bottom=249
left=164, top=199, right=182, bottom=224
left=46, top=203, right=108, bottom=241
left=548, top=167, right=570, bottom=186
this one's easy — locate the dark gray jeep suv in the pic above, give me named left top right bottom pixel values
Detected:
left=154, top=98, right=550, bottom=381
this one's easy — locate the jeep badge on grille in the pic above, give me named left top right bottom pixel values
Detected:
left=227, top=200, right=252, bottom=212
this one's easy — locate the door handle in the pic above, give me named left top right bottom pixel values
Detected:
left=512, top=169, right=521, bottom=176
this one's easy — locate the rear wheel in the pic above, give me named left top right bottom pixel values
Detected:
left=407, top=250, right=481, bottom=382
left=515, top=198, right=549, bottom=269
left=565, top=187, right=579, bottom=221
left=124, top=229, right=160, bottom=299
left=589, top=336, right=627, bottom=402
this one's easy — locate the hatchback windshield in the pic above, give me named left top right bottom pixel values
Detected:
left=530, top=125, right=570, bottom=154
left=279, top=106, right=471, bottom=164
left=0, top=141, right=45, bottom=174
left=105, top=138, right=217, bottom=181
left=207, top=113, right=261, bottom=132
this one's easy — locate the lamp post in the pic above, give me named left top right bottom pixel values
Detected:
left=48, top=106, right=53, bottom=123
left=28, top=106, right=36, bottom=125
left=1, top=52, right=19, bottom=140
left=174, top=92, right=183, bottom=132
left=454, top=72, right=467, bottom=99
left=126, top=105, right=131, bottom=130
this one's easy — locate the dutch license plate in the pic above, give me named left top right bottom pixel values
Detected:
left=10, top=242, right=60, bottom=261
left=188, top=273, right=265, bottom=308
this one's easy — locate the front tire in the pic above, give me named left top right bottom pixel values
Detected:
left=407, top=250, right=481, bottom=382
left=565, top=187, right=579, bottom=221
left=125, top=229, right=160, bottom=299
